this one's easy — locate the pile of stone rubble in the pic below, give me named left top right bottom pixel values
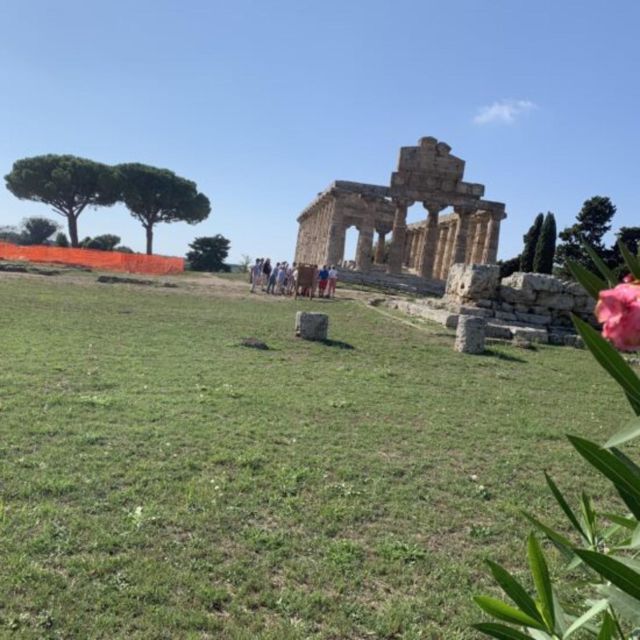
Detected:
left=379, top=264, right=596, bottom=347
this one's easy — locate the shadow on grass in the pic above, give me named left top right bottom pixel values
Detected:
left=483, top=348, right=528, bottom=363
left=319, top=339, right=355, bottom=350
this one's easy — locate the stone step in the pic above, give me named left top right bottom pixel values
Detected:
left=337, top=268, right=445, bottom=296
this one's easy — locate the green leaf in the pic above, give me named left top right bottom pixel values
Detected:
left=567, top=259, right=607, bottom=300
left=486, top=560, right=544, bottom=624
left=544, top=472, right=587, bottom=540
left=569, top=437, right=640, bottom=511
left=582, top=242, right=617, bottom=286
left=602, top=512, right=637, bottom=530
left=551, top=591, right=570, bottom=637
left=574, top=550, right=640, bottom=601
left=579, top=493, right=597, bottom=545
left=527, top=630, right=554, bottom=640
left=596, top=611, right=615, bottom=640
left=472, top=622, right=533, bottom=640
left=563, top=599, right=608, bottom=638
left=522, top=512, right=575, bottom=557
left=611, top=449, right=640, bottom=519
left=598, top=584, right=640, bottom=625
left=527, top=534, right=555, bottom=630
left=604, top=417, right=640, bottom=448
left=474, top=596, right=545, bottom=629
left=618, top=239, right=640, bottom=280
left=572, top=315, right=640, bottom=415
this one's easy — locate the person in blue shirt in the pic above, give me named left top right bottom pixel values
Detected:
left=317, top=265, right=330, bottom=298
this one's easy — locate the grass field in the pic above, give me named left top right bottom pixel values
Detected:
left=0, top=271, right=632, bottom=639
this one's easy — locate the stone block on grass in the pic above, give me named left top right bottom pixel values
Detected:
left=295, top=312, right=329, bottom=341
left=454, top=315, right=486, bottom=354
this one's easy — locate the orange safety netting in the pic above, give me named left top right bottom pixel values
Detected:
left=0, top=242, right=184, bottom=275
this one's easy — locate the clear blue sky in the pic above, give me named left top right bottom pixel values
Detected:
left=1, top=0, right=638, bottom=262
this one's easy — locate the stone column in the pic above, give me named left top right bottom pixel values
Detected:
left=465, top=217, right=478, bottom=263
left=402, top=231, right=412, bottom=266
left=410, top=231, right=420, bottom=269
left=374, top=231, right=386, bottom=264
left=387, top=199, right=412, bottom=274
left=452, top=206, right=474, bottom=264
left=472, top=216, right=488, bottom=264
left=434, top=225, right=449, bottom=279
left=355, top=222, right=374, bottom=272
left=419, top=202, right=444, bottom=279
left=294, top=221, right=306, bottom=263
left=482, top=213, right=502, bottom=263
left=441, top=221, right=456, bottom=278
left=327, top=220, right=346, bottom=266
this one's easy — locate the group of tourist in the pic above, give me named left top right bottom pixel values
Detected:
left=249, top=258, right=339, bottom=298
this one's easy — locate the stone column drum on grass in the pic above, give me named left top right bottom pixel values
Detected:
left=295, top=312, right=329, bottom=341
left=454, top=315, right=486, bottom=354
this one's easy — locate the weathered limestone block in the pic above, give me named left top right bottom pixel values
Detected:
left=295, top=312, right=328, bottom=341
left=565, top=282, right=589, bottom=297
left=574, top=296, right=596, bottom=314
left=535, top=292, right=575, bottom=310
left=514, top=311, right=552, bottom=326
left=563, top=334, right=585, bottom=349
left=513, top=327, right=549, bottom=344
left=446, top=263, right=500, bottom=302
left=499, top=284, right=536, bottom=305
left=459, top=305, right=494, bottom=318
left=476, top=299, right=494, bottom=309
left=454, top=315, right=486, bottom=354
left=495, top=310, right=517, bottom=322
left=486, top=323, right=514, bottom=340
left=500, top=272, right=565, bottom=305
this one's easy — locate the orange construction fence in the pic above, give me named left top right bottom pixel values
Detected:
left=0, top=242, right=184, bottom=275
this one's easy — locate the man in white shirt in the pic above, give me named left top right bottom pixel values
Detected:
left=327, top=265, right=338, bottom=298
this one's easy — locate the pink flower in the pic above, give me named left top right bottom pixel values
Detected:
left=596, top=283, right=640, bottom=351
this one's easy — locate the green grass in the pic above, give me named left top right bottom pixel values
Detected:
left=0, top=274, right=632, bottom=639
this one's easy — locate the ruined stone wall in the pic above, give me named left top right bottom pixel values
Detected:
left=444, top=264, right=595, bottom=335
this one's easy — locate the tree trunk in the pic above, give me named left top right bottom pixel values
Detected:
left=145, top=225, right=154, bottom=255
left=68, top=215, right=79, bottom=248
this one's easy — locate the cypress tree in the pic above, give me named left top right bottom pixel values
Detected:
left=520, top=213, right=544, bottom=272
left=533, top=212, right=557, bottom=274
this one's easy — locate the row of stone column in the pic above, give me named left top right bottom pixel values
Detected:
left=295, top=198, right=336, bottom=265
left=386, top=201, right=502, bottom=279
left=298, top=214, right=388, bottom=271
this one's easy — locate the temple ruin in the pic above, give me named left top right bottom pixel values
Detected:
left=294, top=137, right=506, bottom=281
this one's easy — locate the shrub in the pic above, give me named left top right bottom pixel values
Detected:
left=532, top=212, right=557, bottom=274
left=55, top=232, right=70, bottom=247
left=520, top=214, right=544, bottom=272
left=186, top=235, right=231, bottom=272
left=82, top=234, right=121, bottom=251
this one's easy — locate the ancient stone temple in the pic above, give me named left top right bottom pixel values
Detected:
left=294, top=137, right=507, bottom=281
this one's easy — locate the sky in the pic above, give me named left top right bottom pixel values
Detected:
left=0, top=0, right=638, bottom=263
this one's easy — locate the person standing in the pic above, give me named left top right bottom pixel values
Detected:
left=262, top=258, right=272, bottom=290
left=327, top=265, right=338, bottom=298
left=317, top=265, right=329, bottom=298
left=267, top=262, right=279, bottom=294
left=250, top=259, right=262, bottom=293
left=276, top=262, right=287, bottom=294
